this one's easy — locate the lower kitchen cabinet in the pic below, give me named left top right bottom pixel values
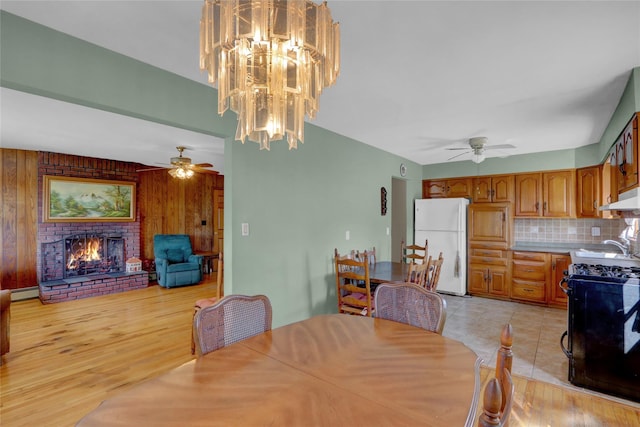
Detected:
left=548, top=254, right=570, bottom=308
left=469, top=265, right=510, bottom=297
left=471, top=250, right=570, bottom=308
left=511, top=251, right=548, bottom=304
left=468, top=244, right=510, bottom=299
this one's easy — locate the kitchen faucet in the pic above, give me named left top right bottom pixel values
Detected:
left=602, top=238, right=630, bottom=256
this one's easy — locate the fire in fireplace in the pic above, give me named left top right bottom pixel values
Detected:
left=64, top=233, right=124, bottom=277
left=41, top=233, right=125, bottom=282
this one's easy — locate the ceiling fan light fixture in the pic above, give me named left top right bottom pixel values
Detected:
left=200, top=0, right=340, bottom=151
left=471, top=152, right=485, bottom=164
left=169, top=166, right=194, bottom=179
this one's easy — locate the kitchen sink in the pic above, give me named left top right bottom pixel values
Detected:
left=570, top=250, right=640, bottom=267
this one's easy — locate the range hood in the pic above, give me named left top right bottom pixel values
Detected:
left=599, top=187, right=640, bottom=211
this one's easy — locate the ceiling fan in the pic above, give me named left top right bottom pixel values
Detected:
left=136, top=146, right=218, bottom=178
left=446, top=137, right=516, bottom=163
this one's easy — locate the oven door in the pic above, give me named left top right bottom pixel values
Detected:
left=568, top=276, right=640, bottom=402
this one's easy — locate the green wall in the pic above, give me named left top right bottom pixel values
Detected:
left=0, top=11, right=422, bottom=327
left=225, top=128, right=422, bottom=325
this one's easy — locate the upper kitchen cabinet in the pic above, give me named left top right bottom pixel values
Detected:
left=576, top=166, right=600, bottom=218
left=614, top=113, right=639, bottom=193
left=468, top=202, right=511, bottom=245
left=472, top=175, right=514, bottom=203
left=422, top=178, right=472, bottom=199
left=515, top=170, right=575, bottom=217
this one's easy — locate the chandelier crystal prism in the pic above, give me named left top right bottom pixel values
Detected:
left=200, top=0, right=340, bottom=150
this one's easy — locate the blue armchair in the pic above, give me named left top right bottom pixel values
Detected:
left=153, top=234, right=203, bottom=288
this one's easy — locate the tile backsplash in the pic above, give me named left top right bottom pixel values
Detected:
left=514, top=218, right=627, bottom=244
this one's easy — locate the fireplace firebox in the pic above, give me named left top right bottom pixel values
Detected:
left=41, top=233, right=125, bottom=281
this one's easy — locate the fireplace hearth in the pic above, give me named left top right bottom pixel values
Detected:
left=39, top=231, right=147, bottom=303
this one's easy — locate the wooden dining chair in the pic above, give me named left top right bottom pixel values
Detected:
left=401, top=239, right=428, bottom=264
left=354, top=247, right=376, bottom=265
left=190, top=253, right=224, bottom=354
left=373, top=282, right=447, bottom=334
left=193, top=294, right=272, bottom=357
left=478, top=323, right=514, bottom=427
left=335, top=250, right=373, bottom=317
left=425, top=252, right=444, bottom=292
left=405, top=261, right=429, bottom=287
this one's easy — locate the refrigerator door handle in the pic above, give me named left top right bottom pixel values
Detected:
left=454, top=251, right=460, bottom=277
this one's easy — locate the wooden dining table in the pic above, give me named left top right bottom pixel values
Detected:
left=367, top=260, right=411, bottom=284
left=77, top=314, right=482, bottom=427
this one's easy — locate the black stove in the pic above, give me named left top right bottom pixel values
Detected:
left=569, top=263, right=640, bottom=280
left=561, top=263, right=640, bottom=402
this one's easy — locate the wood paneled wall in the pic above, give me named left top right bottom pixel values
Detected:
left=0, top=148, right=223, bottom=290
left=138, top=170, right=223, bottom=261
left=1, top=149, right=38, bottom=290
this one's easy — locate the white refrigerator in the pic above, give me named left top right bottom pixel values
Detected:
left=414, top=198, right=469, bottom=296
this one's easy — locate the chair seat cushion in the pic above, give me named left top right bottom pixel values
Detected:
left=167, top=262, right=200, bottom=273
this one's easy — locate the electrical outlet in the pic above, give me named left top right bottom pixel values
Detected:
left=591, top=226, right=601, bottom=237
left=345, top=230, right=350, bottom=241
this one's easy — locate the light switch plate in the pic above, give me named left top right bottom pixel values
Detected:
left=591, top=226, right=600, bottom=237
left=242, top=223, right=249, bottom=236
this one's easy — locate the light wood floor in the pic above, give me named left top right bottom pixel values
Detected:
left=1, top=279, right=639, bottom=426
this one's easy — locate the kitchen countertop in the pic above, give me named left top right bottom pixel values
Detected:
left=511, top=241, right=621, bottom=254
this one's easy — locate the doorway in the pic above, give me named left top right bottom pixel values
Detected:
left=391, top=177, right=407, bottom=263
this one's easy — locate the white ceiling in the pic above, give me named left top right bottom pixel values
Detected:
left=1, top=1, right=639, bottom=172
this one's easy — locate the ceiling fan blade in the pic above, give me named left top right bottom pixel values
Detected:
left=445, top=147, right=470, bottom=151
left=447, top=151, right=470, bottom=161
left=136, top=167, right=168, bottom=172
left=193, top=163, right=213, bottom=168
left=485, top=144, right=516, bottom=150
left=194, top=168, right=220, bottom=175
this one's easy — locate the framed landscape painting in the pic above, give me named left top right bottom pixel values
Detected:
left=43, top=176, right=136, bottom=222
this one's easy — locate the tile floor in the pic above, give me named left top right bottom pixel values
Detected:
left=440, top=294, right=640, bottom=408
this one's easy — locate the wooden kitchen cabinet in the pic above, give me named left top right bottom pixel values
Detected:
left=422, top=178, right=472, bottom=198
left=468, top=245, right=510, bottom=298
left=515, top=170, right=575, bottom=217
left=548, top=254, right=570, bottom=308
left=614, top=113, right=639, bottom=193
left=472, top=175, right=514, bottom=203
left=468, top=203, right=511, bottom=299
left=511, top=251, right=548, bottom=304
left=577, top=166, right=601, bottom=218
left=514, top=173, right=541, bottom=216
left=469, top=264, right=509, bottom=297
left=423, top=180, right=447, bottom=198
left=468, top=203, right=511, bottom=244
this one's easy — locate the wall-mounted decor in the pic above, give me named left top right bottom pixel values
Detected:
left=381, top=187, right=388, bottom=216
left=43, top=176, right=136, bottom=222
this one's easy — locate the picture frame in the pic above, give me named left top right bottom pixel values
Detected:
left=43, top=176, right=136, bottom=222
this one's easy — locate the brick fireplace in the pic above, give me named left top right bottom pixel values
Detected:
left=37, top=152, right=148, bottom=303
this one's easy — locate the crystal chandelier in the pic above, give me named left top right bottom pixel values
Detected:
left=200, top=0, right=340, bottom=150
left=168, top=166, right=195, bottom=179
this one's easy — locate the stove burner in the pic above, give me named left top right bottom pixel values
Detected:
left=570, top=263, right=640, bottom=279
